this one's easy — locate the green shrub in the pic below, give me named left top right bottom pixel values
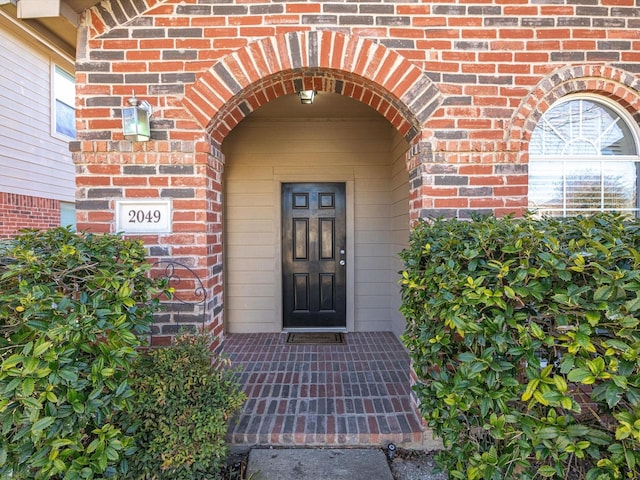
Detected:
left=124, top=332, right=246, bottom=480
left=0, top=228, right=167, bottom=479
left=400, top=213, right=640, bottom=480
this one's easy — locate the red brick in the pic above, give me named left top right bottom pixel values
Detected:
left=126, top=50, right=161, bottom=61
left=155, top=17, right=189, bottom=27
left=69, top=1, right=640, bottom=344
left=77, top=176, right=112, bottom=186
left=124, top=189, right=160, bottom=198
left=469, top=197, right=503, bottom=208
left=397, top=5, right=431, bottom=15
left=540, top=6, right=575, bottom=15
left=451, top=19, right=483, bottom=28
left=494, top=186, right=528, bottom=197
left=87, top=211, right=115, bottom=222
left=413, top=17, right=447, bottom=28
left=499, top=29, right=534, bottom=39
left=102, top=39, right=138, bottom=50
left=504, top=6, right=538, bottom=15
left=286, top=3, right=320, bottom=13
left=434, top=198, right=468, bottom=208
left=230, top=16, right=263, bottom=27
left=190, top=16, right=226, bottom=27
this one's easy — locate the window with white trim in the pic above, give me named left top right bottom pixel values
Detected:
left=528, top=96, right=640, bottom=217
left=52, top=64, right=76, bottom=140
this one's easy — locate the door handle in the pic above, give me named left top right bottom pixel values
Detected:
left=339, top=259, right=345, bottom=266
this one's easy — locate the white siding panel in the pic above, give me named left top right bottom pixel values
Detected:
left=226, top=271, right=278, bottom=286
left=227, top=284, right=275, bottom=297
left=225, top=232, right=274, bottom=246
left=225, top=219, right=273, bottom=234
left=0, top=16, right=75, bottom=202
left=226, top=257, right=276, bottom=271
left=389, top=130, right=411, bottom=337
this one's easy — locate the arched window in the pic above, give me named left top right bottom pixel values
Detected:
left=528, top=96, right=640, bottom=217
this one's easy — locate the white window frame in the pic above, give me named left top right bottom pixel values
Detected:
left=51, top=63, right=76, bottom=140
left=528, top=94, right=640, bottom=217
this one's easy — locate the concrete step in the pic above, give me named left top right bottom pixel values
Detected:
left=246, top=447, right=393, bottom=480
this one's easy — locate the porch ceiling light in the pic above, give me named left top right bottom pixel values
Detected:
left=298, top=90, right=316, bottom=105
left=122, top=92, right=153, bottom=141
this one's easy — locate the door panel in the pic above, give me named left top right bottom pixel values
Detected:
left=282, top=183, right=346, bottom=329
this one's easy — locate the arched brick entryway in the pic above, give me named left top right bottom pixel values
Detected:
left=185, top=32, right=441, bottom=446
left=183, top=31, right=442, bottom=146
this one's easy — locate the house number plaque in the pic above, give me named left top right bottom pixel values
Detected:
left=116, top=200, right=172, bottom=233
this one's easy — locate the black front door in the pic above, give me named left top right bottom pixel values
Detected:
left=282, top=183, right=347, bottom=329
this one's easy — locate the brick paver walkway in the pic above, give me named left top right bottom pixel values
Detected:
left=224, top=332, right=424, bottom=446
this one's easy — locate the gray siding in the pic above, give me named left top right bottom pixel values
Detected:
left=0, top=14, right=75, bottom=202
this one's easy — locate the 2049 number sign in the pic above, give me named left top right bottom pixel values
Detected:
left=116, top=200, right=171, bottom=233
left=128, top=208, right=162, bottom=224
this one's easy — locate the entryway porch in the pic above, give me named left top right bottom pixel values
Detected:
left=223, top=331, right=430, bottom=447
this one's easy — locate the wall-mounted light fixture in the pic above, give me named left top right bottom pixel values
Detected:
left=298, top=90, right=316, bottom=105
left=122, top=92, right=153, bottom=141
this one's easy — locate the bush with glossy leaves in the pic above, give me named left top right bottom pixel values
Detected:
left=400, top=213, right=640, bottom=480
left=0, top=228, right=168, bottom=479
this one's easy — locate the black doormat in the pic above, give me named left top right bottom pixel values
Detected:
left=286, top=332, right=345, bottom=344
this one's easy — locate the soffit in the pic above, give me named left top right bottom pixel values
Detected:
left=248, top=93, right=384, bottom=121
left=1, top=0, right=101, bottom=57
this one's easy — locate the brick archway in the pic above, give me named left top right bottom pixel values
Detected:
left=507, top=65, right=640, bottom=162
left=182, top=31, right=442, bottom=146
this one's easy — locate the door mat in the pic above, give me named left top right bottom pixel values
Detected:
left=286, top=332, right=345, bottom=344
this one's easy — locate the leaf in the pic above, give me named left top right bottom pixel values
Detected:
left=566, top=424, right=590, bottom=437
left=484, top=446, right=498, bottom=465
left=58, top=369, right=78, bottom=383
left=530, top=322, right=545, bottom=340
left=1, top=354, right=24, bottom=370
left=584, top=428, right=611, bottom=446
left=458, top=352, right=476, bottom=362
left=586, top=357, right=605, bottom=376
left=558, top=270, right=571, bottom=281
left=553, top=375, right=567, bottom=393
left=537, top=465, right=557, bottom=477
left=585, top=311, right=600, bottom=326
left=4, top=377, right=22, bottom=393
left=537, top=426, right=560, bottom=439
left=21, top=396, right=41, bottom=410
left=567, top=368, right=595, bottom=384
left=22, top=377, right=35, bottom=396
left=33, top=341, right=52, bottom=357
left=593, top=286, right=612, bottom=302
left=560, top=396, right=574, bottom=410
left=86, top=438, right=101, bottom=454
left=604, top=383, right=623, bottom=409
left=615, top=425, right=631, bottom=440
left=624, top=295, right=640, bottom=313
left=31, top=416, right=55, bottom=434
left=625, top=447, right=636, bottom=471
left=53, top=458, right=66, bottom=472
left=522, top=379, right=539, bottom=402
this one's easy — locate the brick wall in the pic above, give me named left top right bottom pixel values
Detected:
left=0, top=193, right=60, bottom=239
left=72, top=0, right=640, bottom=338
